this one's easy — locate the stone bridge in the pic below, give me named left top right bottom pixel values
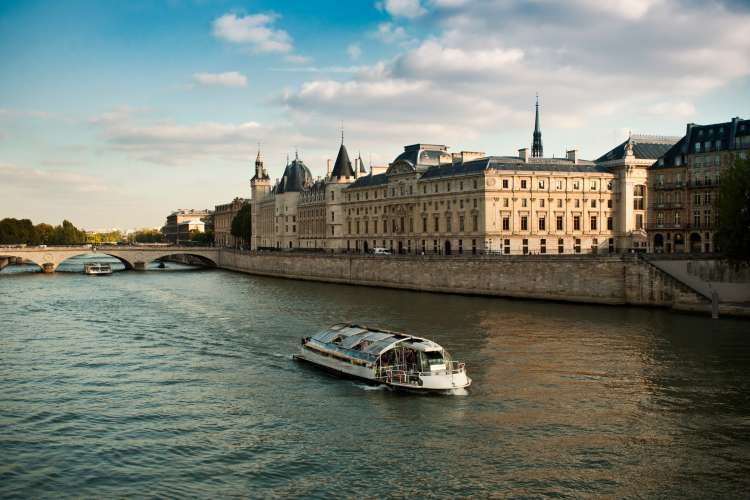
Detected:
left=0, top=246, right=219, bottom=272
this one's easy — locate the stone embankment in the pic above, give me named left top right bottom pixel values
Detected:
left=217, top=251, right=748, bottom=316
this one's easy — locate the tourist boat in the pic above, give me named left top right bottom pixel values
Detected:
left=294, top=323, right=471, bottom=392
left=83, top=262, right=113, bottom=275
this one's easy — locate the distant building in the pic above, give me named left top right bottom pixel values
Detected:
left=162, top=209, right=212, bottom=244
left=647, top=117, right=750, bottom=253
left=214, top=197, right=247, bottom=248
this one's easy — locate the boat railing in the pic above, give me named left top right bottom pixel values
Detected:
left=376, top=361, right=465, bottom=383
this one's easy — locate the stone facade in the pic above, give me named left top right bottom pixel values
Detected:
left=214, top=197, right=247, bottom=248
left=647, top=117, right=750, bottom=253
left=247, top=106, right=745, bottom=256
left=217, top=251, right=711, bottom=312
left=162, top=209, right=212, bottom=244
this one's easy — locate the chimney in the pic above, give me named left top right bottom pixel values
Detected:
left=326, top=159, right=332, bottom=178
left=566, top=149, right=579, bottom=164
left=354, top=158, right=359, bottom=178
left=518, top=148, right=529, bottom=162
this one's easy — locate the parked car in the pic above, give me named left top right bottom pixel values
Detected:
left=372, top=247, right=392, bottom=255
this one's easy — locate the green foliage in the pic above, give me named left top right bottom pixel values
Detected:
left=230, top=202, right=252, bottom=248
left=133, top=229, right=164, bottom=243
left=0, top=218, right=86, bottom=245
left=717, top=152, right=750, bottom=261
left=189, top=229, right=214, bottom=245
left=86, top=230, right=123, bottom=244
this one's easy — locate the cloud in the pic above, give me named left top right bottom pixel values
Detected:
left=0, top=164, right=108, bottom=194
left=371, top=22, right=413, bottom=45
left=377, top=0, right=427, bottom=18
left=644, top=100, right=696, bottom=118
left=347, top=43, right=362, bottom=60
left=212, top=12, right=292, bottom=53
left=192, top=71, right=248, bottom=88
left=281, top=0, right=750, bottom=159
left=88, top=107, right=322, bottom=169
left=285, top=54, right=312, bottom=64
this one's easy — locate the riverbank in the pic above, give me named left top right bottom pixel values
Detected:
left=217, top=250, right=748, bottom=317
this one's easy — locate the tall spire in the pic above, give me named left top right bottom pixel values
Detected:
left=532, top=93, right=543, bottom=158
left=252, top=143, right=268, bottom=180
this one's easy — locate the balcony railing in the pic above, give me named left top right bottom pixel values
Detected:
left=652, top=202, right=684, bottom=209
left=685, top=222, right=715, bottom=230
left=652, top=182, right=685, bottom=190
left=687, top=179, right=720, bottom=189
left=647, top=223, right=683, bottom=230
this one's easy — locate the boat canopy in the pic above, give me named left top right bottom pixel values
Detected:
left=310, top=323, right=441, bottom=357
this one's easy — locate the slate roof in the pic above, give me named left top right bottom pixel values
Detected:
left=346, top=173, right=389, bottom=189
left=277, top=157, right=313, bottom=193
left=331, top=143, right=354, bottom=178
left=420, top=156, right=609, bottom=180
left=595, top=136, right=679, bottom=163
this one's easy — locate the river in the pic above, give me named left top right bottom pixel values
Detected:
left=1, top=257, right=749, bottom=497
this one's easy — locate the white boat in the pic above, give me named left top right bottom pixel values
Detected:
left=294, top=323, right=471, bottom=392
left=83, top=262, right=113, bottom=275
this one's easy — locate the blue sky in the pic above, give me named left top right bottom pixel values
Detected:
left=1, top=0, right=749, bottom=229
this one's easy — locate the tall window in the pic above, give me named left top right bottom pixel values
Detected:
left=634, top=185, right=645, bottom=210
left=422, top=217, right=427, bottom=233
left=556, top=216, right=563, bottom=231
left=472, top=215, right=478, bottom=231
left=538, top=217, right=546, bottom=231
left=590, top=216, right=597, bottom=231
left=607, top=216, right=613, bottom=230
left=502, top=217, right=510, bottom=231
left=573, top=216, right=581, bottom=231
left=459, top=216, right=465, bottom=232
left=434, top=216, right=439, bottom=232
left=520, top=216, right=528, bottom=231
left=636, top=213, right=643, bottom=229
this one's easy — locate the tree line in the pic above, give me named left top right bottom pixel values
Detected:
left=0, top=218, right=171, bottom=246
left=0, top=218, right=87, bottom=245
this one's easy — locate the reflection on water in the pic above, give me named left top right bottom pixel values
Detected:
left=0, top=269, right=749, bottom=497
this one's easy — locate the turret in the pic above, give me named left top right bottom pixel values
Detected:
left=250, top=147, right=271, bottom=250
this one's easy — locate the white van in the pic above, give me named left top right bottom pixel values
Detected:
left=372, top=247, right=392, bottom=255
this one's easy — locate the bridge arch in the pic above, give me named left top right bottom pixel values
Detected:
left=0, top=252, right=44, bottom=271
left=53, top=252, right=135, bottom=271
left=143, top=252, right=218, bottom=268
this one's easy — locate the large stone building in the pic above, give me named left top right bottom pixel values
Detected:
left=162, top=209, right=213, bottom=244
left=647, top=117, right=750, bottom=253
left=214, top=197, right=247, bottom=248
left=248, top=102, right=734, bottom=255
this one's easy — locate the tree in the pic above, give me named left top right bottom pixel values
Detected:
left=717, top=151, right=750, bottom=261
left=35, top=223, right=55, bottom=245
left=230, top=202, right=252, bottom=249
left=189, top=229, right=214, bottom=245
left=133, top=229, right=164, bottom=243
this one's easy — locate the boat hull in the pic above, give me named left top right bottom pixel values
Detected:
left=294, top=347, right=471, bottom=393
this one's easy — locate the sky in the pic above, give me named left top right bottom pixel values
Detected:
left=1, top=0, right=749, bottom=230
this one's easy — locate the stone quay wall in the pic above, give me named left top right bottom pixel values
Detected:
left=218, top=251, right=711, bottom=311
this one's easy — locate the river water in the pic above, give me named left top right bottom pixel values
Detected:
left=1, top=257, right=749, bottom=498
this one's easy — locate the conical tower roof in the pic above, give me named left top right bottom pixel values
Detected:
left=357, top=152, right=367, bottom=174
left=331, top=143, right=354, bottom=178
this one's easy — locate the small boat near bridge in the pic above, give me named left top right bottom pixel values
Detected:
left=83, top=262, right=113, bottom=275
left=294, top=323, right=471, bottom=392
